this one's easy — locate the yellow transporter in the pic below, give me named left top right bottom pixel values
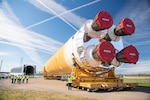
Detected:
left=43, top=11, right=139, bottom=91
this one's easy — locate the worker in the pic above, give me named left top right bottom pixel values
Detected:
left=0, top=73, right=1, bottom=80
left=14, top=75, right=17, bottom=84
left=68, top=76, right=73, bottom=90
left=19, top=75, right=22, bottom=84
left=11, top=75, right=14, bottom=84
left=25, top=75, right=29, bottom=83
left=17, top=75, right=20, bottom=84
left=22, top=75, right=25, bottom=83
left=17, top=75, right=19, bottom=84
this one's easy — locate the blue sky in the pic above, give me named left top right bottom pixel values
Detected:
left=0, top=0, right=150, bottom=74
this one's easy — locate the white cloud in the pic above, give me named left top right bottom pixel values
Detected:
left=0, top=1, right=63, bottom=66
left=28, top=0, right=84, bottom=29
left=2, top=0, right=21, bottom=26
left=0, top=52, right=10, bottom=56
left=116, top=60, right=150, bottom=74
left=27, top=0, right=100, bottom=30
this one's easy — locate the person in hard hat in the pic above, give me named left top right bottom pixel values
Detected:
left=68, top=76, right=73, bottom=90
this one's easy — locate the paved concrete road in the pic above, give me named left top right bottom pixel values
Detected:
left=0, top=78, right=150, bottom=100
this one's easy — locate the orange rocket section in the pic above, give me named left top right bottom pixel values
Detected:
left=43, top=44, right=72, bottom=77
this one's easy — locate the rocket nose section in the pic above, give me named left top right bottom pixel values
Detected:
left=116, top=45, right=139, bottom=64
left=96, top=41, right=116, bottom=62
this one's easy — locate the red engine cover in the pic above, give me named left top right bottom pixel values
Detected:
left=123, top=45, right=139, bottom=64
left=95, top=11, right=113, bottom=29
left=97, top=41, right=116, bottom=62
left=120, top=18, right=135, bottom=35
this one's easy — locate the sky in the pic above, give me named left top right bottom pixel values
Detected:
left=0, top=0, right=150, bottom=74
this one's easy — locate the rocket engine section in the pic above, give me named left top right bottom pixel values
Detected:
left=81, top=41, right=116, bottom=67
left=43, top=10, right=139, bottom=79
left=83, top=11, right=113, bottom=42
left=116, top=45, right=139, bottom=64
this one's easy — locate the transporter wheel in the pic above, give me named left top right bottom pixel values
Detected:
left=87, top=88, right=92, bottom=92
left=107, top=88, right=114, bottom=92
left=77, top=86, right=82, bottom=89
left=117, top=87, right=123, bottom=91
left=82, top=87, right=87, bottom=91
left=124, top=87, right=135, bottom=91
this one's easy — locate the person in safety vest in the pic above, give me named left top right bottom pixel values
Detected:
left=0, top=73, right=2, bottom=80
left=68, top=76, right=73, bottom=90
left=14, top=75, right=17, bottom=84
left=17, top=75, right=19, bottom=84
left=18, top=75, right=21, bottom=84
left=25, top=75, right=29, bottom=83
left=11, top=75, right=14, bottom=83
left=22, top=75, right=25, bottom=83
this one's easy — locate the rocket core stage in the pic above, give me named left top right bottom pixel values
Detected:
left=43, top=10, right=139, bottom=76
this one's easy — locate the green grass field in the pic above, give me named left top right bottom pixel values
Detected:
left=123, top=77, right=150, bottom=87
left=0, top=88, right=96, bottom=100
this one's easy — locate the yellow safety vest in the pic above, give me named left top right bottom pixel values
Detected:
left=68, top=77, right=73, bottom=83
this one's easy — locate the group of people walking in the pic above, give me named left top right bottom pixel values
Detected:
left=11, top=75, right=29, bottom=84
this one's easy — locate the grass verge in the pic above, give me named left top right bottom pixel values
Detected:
left=123, top=78, right=150, bottom=87
left=0, top=88, right=96, bottom=100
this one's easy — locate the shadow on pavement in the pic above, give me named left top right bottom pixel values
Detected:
left=88, top=86, right=150, bottom=93
left=130, top=86, right=150, bottom=93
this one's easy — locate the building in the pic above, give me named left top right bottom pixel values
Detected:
left=10, top=64, right=36, bottom=76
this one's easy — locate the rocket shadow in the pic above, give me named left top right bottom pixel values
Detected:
left=94, top=86, right=150, bottom=94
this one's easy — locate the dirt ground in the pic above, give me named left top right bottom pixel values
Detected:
left=0, top=78, right=150, bottom=100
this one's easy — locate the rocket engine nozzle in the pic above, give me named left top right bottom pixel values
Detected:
left=83, top=41, right=116, bottom=67
left=92, top=11, right=113, bottom=31
left=99, top=18, right=135, bottom=42
left=116, top=45, right=139, bottom=64
left=114, top=18, right=135, bottom=36
left=92, top=41, right=116, bottom=63
left=83, top=11, right=113, bottom=42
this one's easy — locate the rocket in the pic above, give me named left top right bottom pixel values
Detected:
left=43, top=11, right=139, bottom=77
